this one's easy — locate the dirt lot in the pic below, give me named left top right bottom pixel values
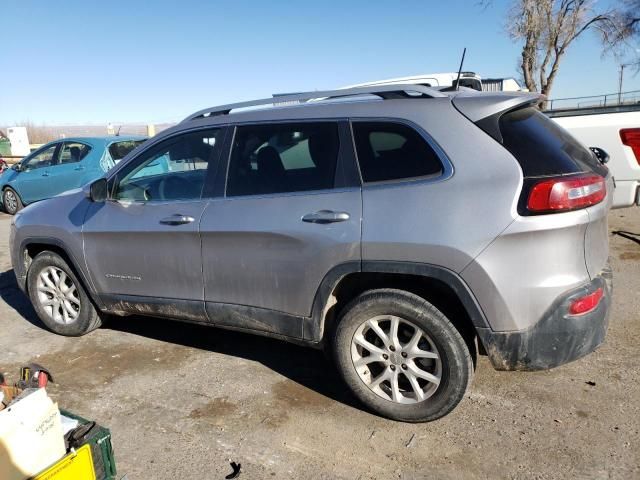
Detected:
left=1, top=209, right=639, bottom=480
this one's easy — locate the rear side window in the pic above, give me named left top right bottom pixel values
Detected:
left=499, top=107, right=605, bottom=177
left=226, top=122, right=339, bottom=196
left=109, top=140, right=146, bottom=162
left=59, top=142, right=91, bottom=164
left=352, top=122, right=443, bottom=183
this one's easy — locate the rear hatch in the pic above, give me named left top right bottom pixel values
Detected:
left=454, top=92, right=613, bottom=279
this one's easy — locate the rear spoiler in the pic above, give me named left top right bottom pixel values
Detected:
left=451, top=91, right=544, bottom=143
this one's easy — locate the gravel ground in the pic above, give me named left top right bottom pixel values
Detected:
left=0, top=208, right=638, bottom=480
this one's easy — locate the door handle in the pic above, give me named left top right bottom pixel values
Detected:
left=302, top=210, right=350, bottom=224
left=159, top=214, right=195, bottom=226
left=74, top=165, right=85, bottom=171
left=41, top=171, right=49, bottom=177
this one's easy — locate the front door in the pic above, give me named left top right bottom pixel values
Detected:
left=200, top=121, right=361, bottom=336
left=16, top=143, right=60, bottom=203
left=82, top=128, right=225, bottom=319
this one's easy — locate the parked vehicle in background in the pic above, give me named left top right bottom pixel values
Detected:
left=546, top=104, right=640, bottom=209
left=344, top=72, right=483, bottom=91
left=0, top=136, right=146, bottom=214
left=10, top=85, right=613, bottom=422
left=481, top=77, right=524, bottom=92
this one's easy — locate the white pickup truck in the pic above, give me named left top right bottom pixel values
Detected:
left=546, top=105, right=640, bottom=208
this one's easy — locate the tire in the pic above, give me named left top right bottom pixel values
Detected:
left=332, top=289, right=473, bottom=422
left=27, top=251, right=102, bottom=336
left=3, top=187, right=23, bottom=215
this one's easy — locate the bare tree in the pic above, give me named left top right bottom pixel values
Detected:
left=481, top=0, right=634, bottom=103
left=507, top=0, right=630, bottom=102
left=616, top=0, right=640, bottom=65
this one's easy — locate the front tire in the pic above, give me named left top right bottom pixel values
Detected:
left=3, top=188, right=23, bottom=215
left=27, top=251, right=102, bottom=336
left=333, top=289, right=473, bottom=422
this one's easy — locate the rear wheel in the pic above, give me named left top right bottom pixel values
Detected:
left=27, top=251, right=103, bottom=336
left=332, top=289, right=473, bottom=422
left=3, top=188, right=23, bottom=215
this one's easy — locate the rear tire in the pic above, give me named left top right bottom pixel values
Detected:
left=27, top=251, right=102, bottom=336
left=332, top=289, right=473, bottom=422
left=3, top=188, right=23, bottom=215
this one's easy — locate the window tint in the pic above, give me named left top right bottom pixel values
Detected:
left=227, top=122, right=339, bottom=196
left=114, top=129, right=221, bottom=202
left=24, top=144, right=58, bottom=170
left=499, top=107, right=606, bottom=177
left=59, top=142, right=91, bottom=164
left=352, top=122, right=443, bottom=183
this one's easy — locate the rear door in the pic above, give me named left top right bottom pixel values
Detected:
left=200, top=121, right=361, bottom=337
left=46, top=141, right=94, bottom=195
left=82, top=128, right=225, bottom=318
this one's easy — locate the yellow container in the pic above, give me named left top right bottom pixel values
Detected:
left=34, top=444, right=96, bottom=480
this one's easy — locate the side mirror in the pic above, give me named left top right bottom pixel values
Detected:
left=589, top=147, right=610, bottom=164
left=12, top=163, right=22, bottom=172
left=88, top=178, right=108, bottom=202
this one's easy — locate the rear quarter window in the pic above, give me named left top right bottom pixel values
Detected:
left=352, top=122, right=443, bottom=183
left=499, top=107, right=606, bottom=177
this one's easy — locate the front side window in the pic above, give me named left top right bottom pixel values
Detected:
left=59, top=142, right=91, bottom=165
left=23, top=144, right=58, bottom=170
left=113, top=129, right=221, bottom=202
left=352, top=122, right=443, bottom=183
left=226, top=122, right=339, bottom=197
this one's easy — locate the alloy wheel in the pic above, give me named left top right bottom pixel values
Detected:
left=4, top=190, right=17, bottom=213
left=351, top=315, right=442, bottom=404
left=36, top=266, right=81, bottom=324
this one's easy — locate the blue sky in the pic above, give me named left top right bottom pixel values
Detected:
left=1, top=0, right=638, bottom=125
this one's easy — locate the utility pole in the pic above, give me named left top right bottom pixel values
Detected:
left=618, top=64, right=628, bottom=105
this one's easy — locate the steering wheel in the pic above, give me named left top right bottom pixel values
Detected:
left=159, top=175, right=193, bottom=200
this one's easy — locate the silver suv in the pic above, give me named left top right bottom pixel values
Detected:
left=10, top=85, right=613, bottom=422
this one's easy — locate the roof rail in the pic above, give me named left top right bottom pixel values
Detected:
left=181, top=84, right=447, bottom=123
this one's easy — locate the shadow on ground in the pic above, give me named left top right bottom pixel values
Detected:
left=0, top=269, right=43, bottom=328
left=0, top=268, right=362, bottom=412
left=104, top=314, right=362, bottom=411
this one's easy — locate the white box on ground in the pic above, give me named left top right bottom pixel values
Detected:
left=6, top=127, right=30, bottom=157
left=0, top=388, right=66, bottom=480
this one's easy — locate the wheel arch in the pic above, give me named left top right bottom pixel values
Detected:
left=19, top=238, right=104, bottom=309
left=308, top=261, right=490, bottom=357
left=2, top=183, right=25, bottom=208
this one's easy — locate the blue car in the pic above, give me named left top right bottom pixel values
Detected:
left=0, top=136, right=146, bottom=214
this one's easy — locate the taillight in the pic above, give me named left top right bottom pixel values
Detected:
left=620, top=128, right=640, bottom=165
left=569, top=287, right=604, bottom=316
left=527, top=173, right=606, bottom=213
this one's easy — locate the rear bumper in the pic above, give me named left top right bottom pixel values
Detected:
left=611, top=179, right=639, bottom=209
left=477, top=266, right=612, bottom=371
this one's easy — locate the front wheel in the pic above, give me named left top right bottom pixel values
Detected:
left=3, top=187, right=23, bottom=215
left=332, top=289, right=474, bottom=422
left=27, top=251, right=103, bottom=336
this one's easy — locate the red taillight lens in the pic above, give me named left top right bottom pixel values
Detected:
left=569, top=287, right=604, bottom=316
left=527, top=173, right=606, bottom=213
left=620, top=128, right=640, bottom=165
